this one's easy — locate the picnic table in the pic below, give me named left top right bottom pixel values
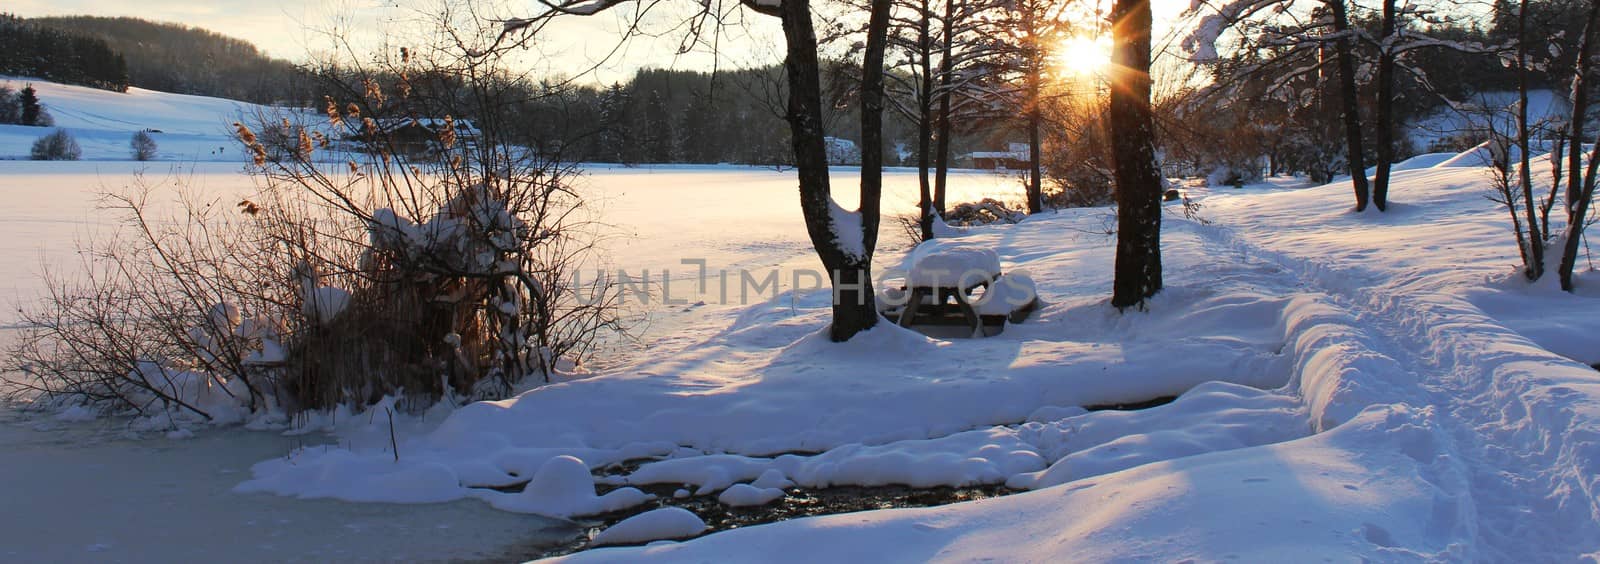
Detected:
left=890, top=242, right=1037, bottom=336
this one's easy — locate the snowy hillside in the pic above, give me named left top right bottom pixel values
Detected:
left=1408, top=89, right=1572, bottom=151
left=0, top=77, right=284, bottom=161
left=229, top=155, right=1600, bottom=561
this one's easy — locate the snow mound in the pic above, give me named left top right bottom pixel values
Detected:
left=624, top=426, right=1048, bottom=493
left=789, top=426, right=1046, bottom=488
left=235, top=449, right=464, bottom=503
left=481, top=455, right=653, bottom=518
left=550, top=405, right=1473, bottom=563
left=975, top=269, right=1038, bottom=316
left=1436, top=142, right=1497, bottom=168
left=591, top=507, right=707, bottom=547
left=1008, top=381, right=1308, bottom=489
left=1391, top=152, right=1458, bottom=171
left=717, top=484, right=784, bottom=507
left=750, top=469, right=794, bottom=490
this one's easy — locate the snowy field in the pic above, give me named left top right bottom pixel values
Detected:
left=3, top=77, right=1600, bottom=562
left=226, top=161, right=1600, bottom=562
left=0, top=78, right=294, bottom=163
left=0, top=159, right=1020, bottom=562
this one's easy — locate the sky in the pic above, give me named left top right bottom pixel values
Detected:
left=9, top=0, right=1195, bottom=85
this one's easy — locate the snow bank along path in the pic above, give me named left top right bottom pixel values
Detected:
left=237, top=159, right=1600, bottom=559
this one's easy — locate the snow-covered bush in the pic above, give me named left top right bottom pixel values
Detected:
left=130, top=130, right=158, bottom=161
left=5, top=44, right=623, bottom=421
left=29, top=129, right=80, bottom=160
left=895, top=199, right=1025, bottom=245
left=1204, top=163, right=1262, bottom=188
left=944, top=198, right=1026, bottom=226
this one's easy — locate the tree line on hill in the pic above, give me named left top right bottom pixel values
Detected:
left=336, top=64, right=1000, bottom=168
left=0, top=14, right=128, bottom=92
left=26, top=15, right=319, bottom=105
left=1, top=13, right=317, bottom=105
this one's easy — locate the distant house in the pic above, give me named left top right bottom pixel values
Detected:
left=968, top=143, right=1030, bottom=170
left=351, top=117, right=480, bottom=155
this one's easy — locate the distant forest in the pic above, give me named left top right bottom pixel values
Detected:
left=496, top=67, right=998, bottom=166
left=1, top=12, right=1008, bottom=166
left=0, top=14, right=128, bottom=92
left=19, top=14, right=317, bottom=105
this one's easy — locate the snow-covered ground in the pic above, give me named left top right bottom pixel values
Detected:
left=0, top=78, right=293, bottom=162
left=231, top=159, right=1599, bottom=560
left=4, top=77, right=1600, bottom=561
left=0, top=159, right=1020, bottom=562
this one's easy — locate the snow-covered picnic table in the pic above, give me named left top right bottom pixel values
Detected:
left=893, top=241, right=1036, bottom=335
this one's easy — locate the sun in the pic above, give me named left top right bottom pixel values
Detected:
left=1054, top=35, right=1112, bottom=77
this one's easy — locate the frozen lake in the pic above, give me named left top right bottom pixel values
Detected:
left=0, top=161, right=1023, bottom=562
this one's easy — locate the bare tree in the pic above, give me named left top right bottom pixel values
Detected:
left=512, top=0, right=893, bottom=340
left=1560, top=0, right=1600, bottom=291
left=130, top=130, right=158, bottom=161
left=989, top=0, right=1073, bottom=215
left=1514, top=0, right=1547, bottom=278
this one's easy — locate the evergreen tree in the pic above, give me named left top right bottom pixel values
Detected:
left=19, top=85, right=42, bottom=127
left=0, top=14, right=129, bottom=92
left=0, top=86, right=18, bottom=124
left=599, top=83, right=635, bottom=164
left=644, top=90, right=674, bottom=163
left=676, top=93, right=717, bottom=163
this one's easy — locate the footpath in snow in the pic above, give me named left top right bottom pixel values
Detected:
left=235, top=158, right=1600, bottom=560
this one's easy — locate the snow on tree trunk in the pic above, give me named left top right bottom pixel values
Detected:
left=1569, top=0, right=1600, bottom=217
left=780, top=0, right=881, bottom=341
left=1109, top=0, right=1163, bottom=309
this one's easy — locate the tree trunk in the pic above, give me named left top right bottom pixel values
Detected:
left=1560, top=137, right=1600, bottom=291
left=916, top=0, right=936, bottom=241
left=1108, top=0, right=1162, bottom=309
left=1030, top=103, right=1043, bottom=211
left=779, top=0, right=879, bottom=340
left=1023, top=3, right=1045, bottom=213
left=1560, top=1, right=1600, bottom=291
left=1518, top=0, right=1546, bottom=280
left=1328, top=0, right=1371, bottom=211
left=1568, top=0, right=1600, bottom=218
left=861, top=0, right=890, bottom=256
left=1371, top=0, right=1397, bottom=211
left=933, top=0, right=955, bottom=216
